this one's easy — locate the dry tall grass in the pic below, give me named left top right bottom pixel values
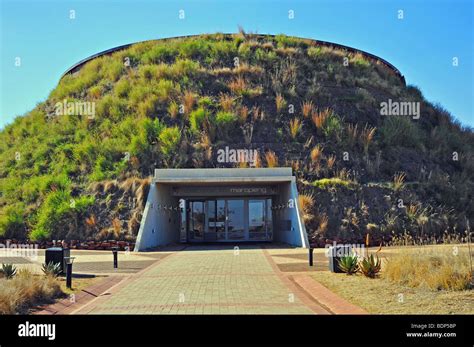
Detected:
left=346, top=123, right=358, bottom=146
left=311, top=108, right=331, bottom=130
left=0, top=270, right=62, bottom=314
left=183, top=91, right=195, bottom=115
left=383, top=247, right=472, bottom=291
left=219, top=94, right=234, bottom=112
left=310, top=144, right=323, bottom=163
left=326, top=154, right=336, bottom=170
left=228, top=77, right=247, bottom=94
left=393, top=172, right=406, bottom=191
left=301, top=100, right=314, bottom=118
left=265, top=151, right=278, bottom=167
left=168, top=101, right=179, bottom=119
left=289, top=118, right=302, bottom=139
left=360, top=124, right=376, bottom=155
left=298, top=193, right=315, bottom=222
left=275, top=93, right=286, bottom=113
left=238, top=105, right=249, bottom=123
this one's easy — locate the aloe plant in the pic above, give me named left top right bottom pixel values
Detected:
left=337, top=255, right=359, bottom=275
left=41, top=262, right=62, bottom=277
left=359, top=254, right=382, bottom=278
left=1, top=263, right=17, bottom=279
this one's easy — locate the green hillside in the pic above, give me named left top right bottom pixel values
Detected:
left=1, top=33, right=473, bottom=245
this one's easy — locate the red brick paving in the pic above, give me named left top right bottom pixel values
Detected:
left=33, top=276, right=124, bottom=315
left=292, top=275, right=368, bottom=314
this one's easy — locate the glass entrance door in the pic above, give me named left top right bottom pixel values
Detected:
left=249, top=199, right=273, bottom=241
left=189, top=201, right=205, bottom=241
left=187, top=198, right=272, bottom=242
left=226, top=199, right=245, bottom=241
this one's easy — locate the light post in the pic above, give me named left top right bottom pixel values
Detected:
left=64, top=257, right=75, bottom=289
left=112, top=247, right=118, bottom=269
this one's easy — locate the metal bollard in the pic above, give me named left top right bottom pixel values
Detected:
left=112, top=247, right=118, bottom=269
left=64, top=256, right=75, bottom=289
left=309, top=247, right=314, bottom=266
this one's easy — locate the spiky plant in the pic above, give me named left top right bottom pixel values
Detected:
left=41, top=262, right=62, bottom=277
left=1, top=263, right=17, bottom=279
left=360, top=123, right=376, bottom=155
left=338, top=255, right=359, bottom=275
left=359, top=254, right=382, bottom=278
left=393, top=172, right=406, bottom=191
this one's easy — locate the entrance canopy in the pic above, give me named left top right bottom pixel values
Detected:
left=134, top=168, right=309, bottom=251
left=153, top=168, right=295, bottom=184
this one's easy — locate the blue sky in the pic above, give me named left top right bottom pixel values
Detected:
left=1, top=0, right=473, bottom=129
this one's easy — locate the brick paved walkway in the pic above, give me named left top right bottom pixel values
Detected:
left=79, top=245, right=320, bottom=314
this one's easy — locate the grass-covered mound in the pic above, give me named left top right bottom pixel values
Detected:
left=0, top=33, right=473, bottom=244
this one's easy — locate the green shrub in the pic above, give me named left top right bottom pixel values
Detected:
left=307, top=46, right=323, bottom=59
left=189, top=107, right=208, bottom=133
left=90, top=154, right=114, bottom=181
left=114, top=78, right=131, bottom=97
left=179, top=38, right=211, bottom=61
left=103, top=58, right=125, bottom=81
left=40, top=174, right=71, bottom=193
left=198, top=96, right=214, bottom=109
left=159, top=126, right=181, bottom=157
left=96, top=95, right=127, bottom=121
left=139, top=65, right=159, bottom=80
left=215, top=111, right=237, bottom=139
left=275, top=34, right=303, bottom=48
left=171, top=59, right=201, bottom=77
left=137, top=95, right=159, bottom=118
left=380, top=116, right=421, bottom=148
left=143, top=118, right=164, bottom=143
left=129, top=85, right=153, bottom=105
left=155, top=79, right=180, bottom=102
left=0, top=204, right=26, bottom=238
left=130, top=134, right=149, bottom=157
left=312, top=178, right=354, bottom=189
left=31, top=189, right=94, bottom=240
left=142, top=43, right=178, bottom=64
left=215, top=111, right=236, bottom=125
left=322, top=113, right=342, bottom=138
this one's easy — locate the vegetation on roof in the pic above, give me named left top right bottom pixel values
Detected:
left=0, top=33, right=472, bottom=244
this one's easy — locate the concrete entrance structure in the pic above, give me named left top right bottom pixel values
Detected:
left=134, top=168, right=309, bottom=251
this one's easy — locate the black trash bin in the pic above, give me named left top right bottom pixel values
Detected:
left=328, top=245, right=353, bottom=273
left=45, top=247, right=70, bottom=274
